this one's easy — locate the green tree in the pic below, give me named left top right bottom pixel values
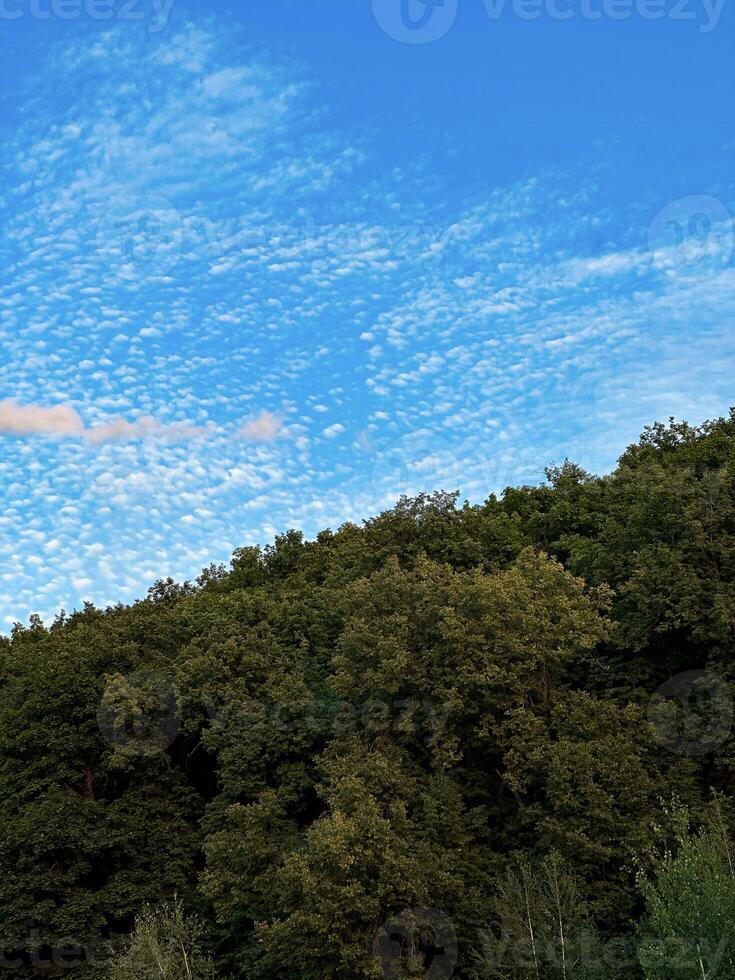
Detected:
left=637, top=802, right=735, bottom=979
left=480, top=851, right=608, bottom=979
left=107, top=899, right=218, bottom=979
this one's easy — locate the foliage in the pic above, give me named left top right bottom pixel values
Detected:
left=637, top=800, right=735, bottom=979
left=2, top=411, right=735, bottom=977
left=480, top=850, right=608, bottom=978
left=106, top=899, right=218, bottom=979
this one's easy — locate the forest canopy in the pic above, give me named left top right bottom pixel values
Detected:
left=2, top=411, right=735, bottom=978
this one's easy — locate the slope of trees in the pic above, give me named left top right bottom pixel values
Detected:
left=1, top=411, right=735, bottom=977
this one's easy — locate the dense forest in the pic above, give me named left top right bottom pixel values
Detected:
left=2, top=412, right=735, bottom=978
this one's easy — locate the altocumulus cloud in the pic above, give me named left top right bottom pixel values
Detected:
left=1, top=18, right=732, bottom=630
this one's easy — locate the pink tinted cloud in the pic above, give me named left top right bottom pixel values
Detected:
left=237, top=411, right=283, bottom=442
left=86, top=416, right=211, bottom=444
left=0, top=400, right=211, bottom=444
left=0, top=399, right=85, bottom=438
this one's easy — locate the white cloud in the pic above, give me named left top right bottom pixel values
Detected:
left=1, top=22, right=732, bottom=633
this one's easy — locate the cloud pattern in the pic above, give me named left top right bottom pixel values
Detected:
left=0, top=20, right=733, bottom=627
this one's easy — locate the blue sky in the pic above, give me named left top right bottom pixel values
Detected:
left=0, top=0, right=733, bottom=627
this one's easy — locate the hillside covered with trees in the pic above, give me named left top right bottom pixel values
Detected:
left=2, top=412, right=735, bottom=978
